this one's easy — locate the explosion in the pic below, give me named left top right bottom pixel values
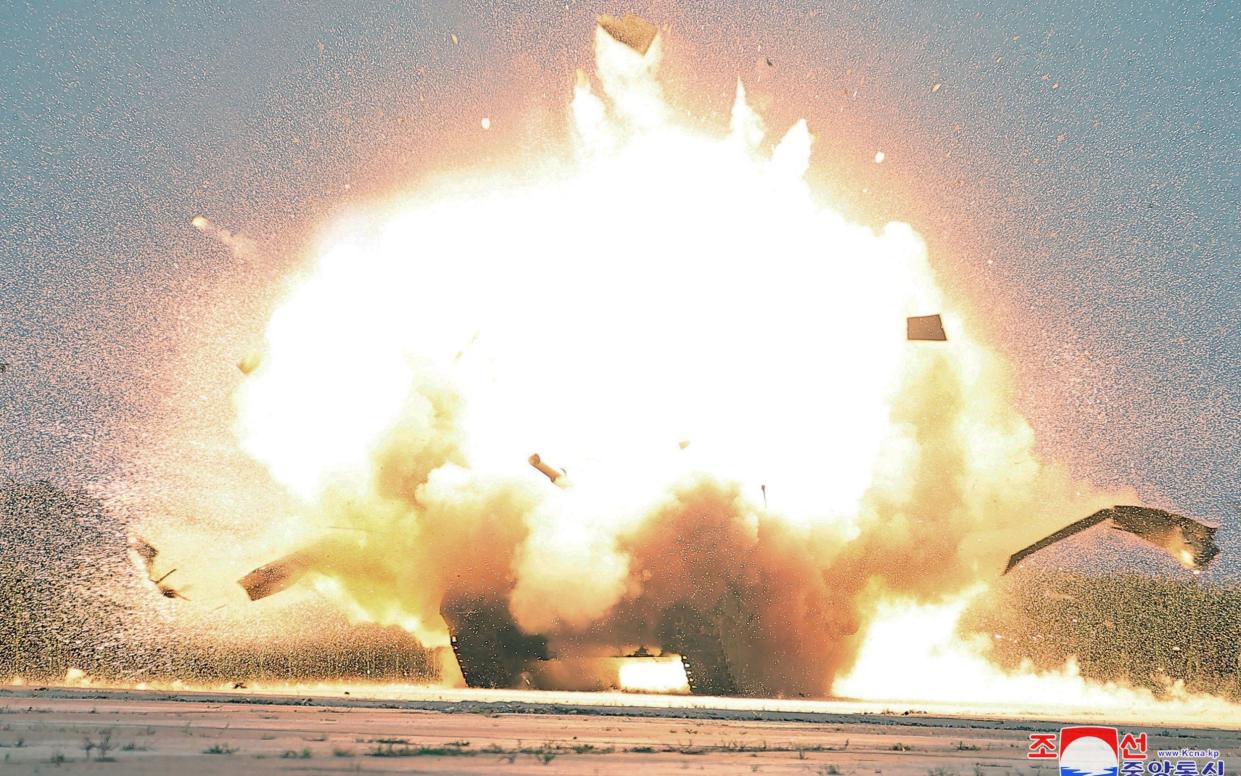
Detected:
left=229, top=18, right=1134, bottom=698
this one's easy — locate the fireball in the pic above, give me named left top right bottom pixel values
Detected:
left=226, top=17, right=1164, bottom=701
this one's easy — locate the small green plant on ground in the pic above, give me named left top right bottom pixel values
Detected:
left=203, top=743, right=238, bottom=755
left=368, top=741, right=474, bottom=757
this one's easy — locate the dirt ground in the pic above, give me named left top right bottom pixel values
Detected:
left=0, top=687, right=1236, bottom=775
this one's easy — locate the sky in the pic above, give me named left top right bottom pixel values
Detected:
left=1, top=1, right=1237, bottom=570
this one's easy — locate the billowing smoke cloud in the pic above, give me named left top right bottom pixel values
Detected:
left=266, top=379, right=544, bottom=648
left=223, top=21, right=1126, bottom=695
left=607, top=481, right=859, bottom=695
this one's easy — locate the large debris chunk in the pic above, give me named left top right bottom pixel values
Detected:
left=906, top=313, right=947, bottom=341
left=598, top=14, right=658, bottom=55
left=1004, top=505, right=1220, bottom=573
left=238, top=552, right=312, bottom=601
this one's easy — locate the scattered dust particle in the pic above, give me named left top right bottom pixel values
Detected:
left=932, top=83, right=942, bottom=93
left=874, top=151, right=885, bottom=163
left=451, top=34, right=458, bottom=45
left=480, top=117, right=491, bottom=130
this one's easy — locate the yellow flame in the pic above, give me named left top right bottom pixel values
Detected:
left=62, top=668, right=94, bottom=687
left=617, top=657, right=691, bottom=694
left=836, top=590, right=1241, bottom=723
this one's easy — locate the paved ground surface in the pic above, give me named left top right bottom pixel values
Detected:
left=0, top=687, right=1236, bottom=774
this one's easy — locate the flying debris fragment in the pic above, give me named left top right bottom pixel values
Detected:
left=1004, top=505, right=1221, bottom=573
left=152, top=570, right=184, bottom=599
left=128, top=535, right=187, bottom=599
left=906, top=314, right=948, bottom=341
left=129, top=535, right=157, bottom=572
left=238, top=551, right=313, bottom=601
left=236, top=352, right=262, bottom=375
left=597, top=13, right=658, bottom=55
left=528, top=453, right=566, bottom=485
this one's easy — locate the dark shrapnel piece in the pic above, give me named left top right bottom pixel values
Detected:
left=129, top=535, right=159, bottom=573
left=1004, top=505, right=1220, bottom=574
left=906, top=313, right=947, bottom=341
left=129, top=535, right=188, bottom=599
